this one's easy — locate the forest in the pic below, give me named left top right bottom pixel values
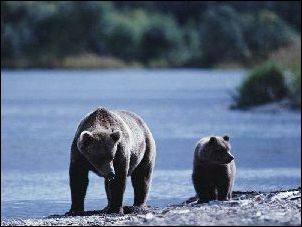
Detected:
left=1, top=1, right=301, bottom=68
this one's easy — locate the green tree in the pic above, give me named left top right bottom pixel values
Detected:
left=139, top=14, right=184, bottom=65
left=200, top=5, right=249, bottom=66
left=102, top=9, right=149, bottom=61
left=242, top=10, right=292, bottom=59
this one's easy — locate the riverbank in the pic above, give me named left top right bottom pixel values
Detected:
left=1, top=54, right=142, bottom=69
left=2, top=188, right=300, bottom=226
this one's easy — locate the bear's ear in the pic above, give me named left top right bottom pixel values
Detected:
left=223, top=135, right=230, bottom=141
left=110, top=131, right=121, bottom=143
left=209, top=137, right=217, bottom=145
left=78, top=131, right=93, bottom=150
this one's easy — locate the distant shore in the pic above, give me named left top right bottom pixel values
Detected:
left=1, top=54, right=143, bottom=69
left=2, top=188, right=301, bottom=226
left=1, top=54, right=248, bottom=70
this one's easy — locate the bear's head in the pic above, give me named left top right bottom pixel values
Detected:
left=77, top=129, right=121, bottom=181
left=198, top=135, right=234, bottom=165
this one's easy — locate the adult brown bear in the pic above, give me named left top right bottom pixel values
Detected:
left=67, top=107, right=156, bottom=215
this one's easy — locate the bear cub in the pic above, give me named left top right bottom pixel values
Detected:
left=192, top=135, right=236, bottom=203
left=67, top=107, right=156, bottom=215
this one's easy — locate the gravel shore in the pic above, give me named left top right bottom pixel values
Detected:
left=2, top=188, right=301, bottom=226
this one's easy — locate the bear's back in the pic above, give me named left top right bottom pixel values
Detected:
left=113, top=110, right=151, bottom=152
left=114, top=110, right=150, bottom=136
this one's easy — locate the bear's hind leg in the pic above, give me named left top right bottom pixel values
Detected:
left=131, top=162, right=154, bottom=207
left=131, top=138, right=155, bottom=207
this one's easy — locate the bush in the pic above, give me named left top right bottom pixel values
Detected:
left=268, top=36, right=301, bottom=109
left=288, top=64, right=301, bottom=109
left=233, top=62, right=289, bottom=108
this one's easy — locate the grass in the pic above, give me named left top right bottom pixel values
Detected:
left=61, top=54, right=141, bottom=69
left=269, top=35, right=301, bottom=109
left=232, top=35, right=301, bottom=110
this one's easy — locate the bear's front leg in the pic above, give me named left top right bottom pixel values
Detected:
left=217, top=181, right=231, bottom=201
left=67, top=165, right=89, bottom=215
left=102, top=179, right=112, bottom=212
left=192, top=173, right=216, bottom=203
left=104, top=173, right=127, bottom=214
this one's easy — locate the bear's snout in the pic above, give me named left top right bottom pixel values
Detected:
left=226, top=155, right=234, bottom=163
left=106, top=172, right=116, bottom=182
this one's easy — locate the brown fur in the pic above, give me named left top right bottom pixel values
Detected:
left=192, top=135, right=236, bottom=203
left=67, top=107, right=156, bottom=215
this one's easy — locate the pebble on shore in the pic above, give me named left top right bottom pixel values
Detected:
left=1, top=188, right=301, bottom=226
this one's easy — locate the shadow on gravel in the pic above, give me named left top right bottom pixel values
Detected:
left=179, top=187, right=302, bottom=206
left=46, top=205, right=158, bottom=219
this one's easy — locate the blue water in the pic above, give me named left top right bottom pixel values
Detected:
left=1, top=69, right=301, bottom=219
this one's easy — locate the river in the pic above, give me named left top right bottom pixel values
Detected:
left=1, top=69, right=301, bottom=218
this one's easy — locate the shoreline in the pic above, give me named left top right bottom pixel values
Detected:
left=2, top=188, right=301, bottom=226
left=231, top=98, right=301, bottom=113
